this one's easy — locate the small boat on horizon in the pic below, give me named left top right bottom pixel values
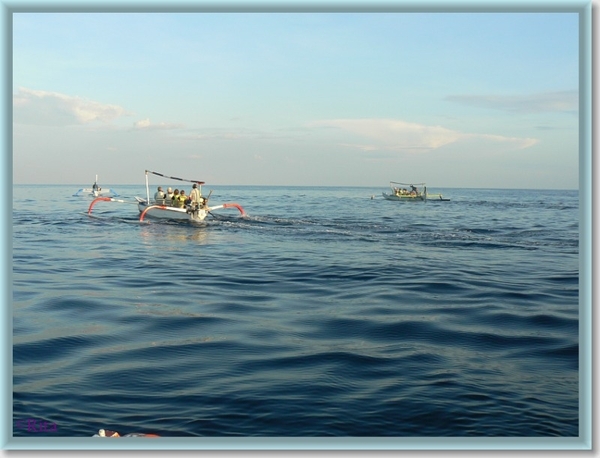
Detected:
left=382, top=181, right=450, bottom=202
left=73, top=175, right=119, bottom=197
left=382, top=181, right=427, bottom=201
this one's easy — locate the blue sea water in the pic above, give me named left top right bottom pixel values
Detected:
left=12, top=185, right=580, bottom=439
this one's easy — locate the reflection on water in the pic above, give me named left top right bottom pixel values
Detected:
left=138, top=223, right=211, bottom=245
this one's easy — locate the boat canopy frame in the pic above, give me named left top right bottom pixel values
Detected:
left=144, top=170, right=206, bottom=203
left=389, top=181, right=426, bottom=187
left=389, top=181, right=427, bottom=194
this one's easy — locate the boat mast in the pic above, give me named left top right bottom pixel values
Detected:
left=145, top=170, right=150, bottom=203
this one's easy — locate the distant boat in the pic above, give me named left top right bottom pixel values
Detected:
left=382, top=182, right=427, bottom=201
left=73, top=175, right=119, bottom=197
left=88, top=169, right=246, bottom=223
left=382, top=181, right=450, bottom=202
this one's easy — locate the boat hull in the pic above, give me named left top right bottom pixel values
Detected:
left=91, top=190, right=114, bottom=197
left=74, top=188, right=118, bottom=197
left=382, top=192, right=426, bottom=201
left=137, top=202, right=209, bottom=222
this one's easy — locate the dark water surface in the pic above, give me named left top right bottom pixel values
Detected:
left=12, top=185, right=579, bottom=438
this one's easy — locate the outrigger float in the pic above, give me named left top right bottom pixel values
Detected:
left=74, top=175, right=119, bottom=197
left=88, top=170, right=247, bottom=222
left=382, top=181, right=450, bottom=202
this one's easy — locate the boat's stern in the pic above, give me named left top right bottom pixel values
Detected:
left=137, top=200, right=208, bottom=222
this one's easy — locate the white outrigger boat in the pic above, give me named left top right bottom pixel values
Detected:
left=382, top=181, right=450, bottom=201
left=383, top=182, right=427, bottom=201
left=74, top=175, right=119, bottom=197
left=88, top=170, right=246, bottom=222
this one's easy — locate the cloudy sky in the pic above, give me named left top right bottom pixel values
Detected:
left=12, top=11, right=580, bottom=188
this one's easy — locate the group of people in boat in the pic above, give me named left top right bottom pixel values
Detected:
left=153, top=183, right=205, bottom=209
left=393, top=184, right=419, bottom=197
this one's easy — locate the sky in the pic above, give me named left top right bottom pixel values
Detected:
left=12, top=10, right=581, bottom=188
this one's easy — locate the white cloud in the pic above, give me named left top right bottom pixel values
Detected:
left=466, top=133, right=540, bottom=150
left=180, top=130, right=256, bottom=141
left=13, top=87, right=130, bottom=126
left=133, top=118, right=184, bottom=130
left=310, top=118, right=538, bottom=153
left=445, top=91, right=578, bottom=114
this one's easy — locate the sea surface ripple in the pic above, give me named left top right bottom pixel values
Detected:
left=13, top=185, right=579, bottom=437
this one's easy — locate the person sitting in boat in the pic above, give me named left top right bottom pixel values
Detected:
left=175, top=189, right=187, bottom=208
left=171, top=189, right=179, bottom=206
left=154, top=186, right=166, bottom=205
left=92, top=182, right=99, bottom=192
left=166, top=187, right=174, bottom=204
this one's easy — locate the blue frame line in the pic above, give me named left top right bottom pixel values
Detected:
left=2, top=0, right=594, bottom=452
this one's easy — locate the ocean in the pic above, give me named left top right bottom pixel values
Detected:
left=12, top=184, right=580, bottom=442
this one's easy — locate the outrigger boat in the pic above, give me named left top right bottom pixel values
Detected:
left=382, top=181, right=450, bottom=202
left=73, top=175, right=119, bottom=197
left=383, top=182, right=427, bottom=201
left=88, top=170, right=246, bottom=222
